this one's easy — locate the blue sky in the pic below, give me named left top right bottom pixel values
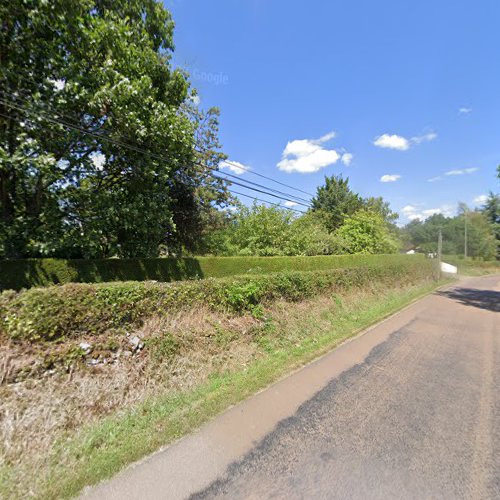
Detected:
left=165, top=0, right=500, bottom=223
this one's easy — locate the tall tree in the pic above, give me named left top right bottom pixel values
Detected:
left=402, top=210, right=496, bottom=259
left=0, top=0, right=228, bottom=258
left=363, top=196, right=399, bottom=224
left=480, top=192, right=500, bottom=259
left=311, top=175, right=363, bottom=232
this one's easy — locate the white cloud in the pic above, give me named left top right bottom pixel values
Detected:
left=401, top=204, right=455, bottom=221
left=444, top=167, right=478, bottom=176
left=401, top=205, right=420, bottom=221
left=284, top=200, right=298, bottom=207
left=428, top=167, right=478, bottom=182
left=90, top=152, right=106, bottom=171
left=380, top=174, right=401, bottom=183
left=317, top=131, right=336, bottom=142
left=373, top=131, right=437, bottom=151
left=277, top=131, right=340, bottom=173
left=474, top=194, right=488, bottom=205
left=341, top=152, right=353, bottom=166
left=373, top=134, right=410, bottom=151
left=459, top=107, right=472, bottom=115
left=411, top=132, right=437, bottom=144
left=220, top=160, right=249, bottom=175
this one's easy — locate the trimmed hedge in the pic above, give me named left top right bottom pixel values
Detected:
left=0, top=258, right=434, bottom=342
left=0, top=254, right=425, bottom=291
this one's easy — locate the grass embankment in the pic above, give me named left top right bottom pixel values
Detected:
left=443, top=255, right=500, bottom=276
left=1, top=253, right=421, bottom=290
left=1, top=260, right=442, bottom=498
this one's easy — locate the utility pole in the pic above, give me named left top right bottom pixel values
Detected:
left=437, top=228, right=442, bottom=280
left=464, top=209, right=468, bottom=258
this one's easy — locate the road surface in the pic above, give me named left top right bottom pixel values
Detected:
left=82, top=275, right=500, bottom=500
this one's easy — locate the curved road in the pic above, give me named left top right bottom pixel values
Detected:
left=83, top=275, right=500, bottom=500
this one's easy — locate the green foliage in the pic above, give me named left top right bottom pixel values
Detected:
left=222, top=204, right=295, bottom=256
left=0, top=256, right=433, bottom=343
left=480, top=192, right=500, bottom=259
left=363, top=196, right=399, bottom=224
left=201, top=205, right=346, bottom=257
left=284, top=212, right=343, bottom=255
left=145, top=333, right=180, bottom=362
left=0, top=0, right=228, bottom=259
left=0, top=254, right=419, bottom=290
left=402, top=209, right=497, bottom=259
left=335, top=209, right=400, bottom=254
left=311, top=175, right=364, bottom=231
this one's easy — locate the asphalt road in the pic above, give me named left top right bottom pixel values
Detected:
left=83, top=275, right=500, bottom=500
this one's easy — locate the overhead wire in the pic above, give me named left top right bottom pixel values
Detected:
left=227, top=190, right=306, bottom=214
left=3, top=83, right=316, bottom=198
left=0, top=93, right=314, bottom=209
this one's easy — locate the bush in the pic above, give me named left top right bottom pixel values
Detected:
left=0, top=258, right=433, bottom=343
left=335, top=209, right=399, bottom=254
left=0, top=254, right=423, bottom=291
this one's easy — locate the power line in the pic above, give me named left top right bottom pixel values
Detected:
left=212, top=174, right=310, bottom=207
left=0, top=96, right=313, bottom=208
left=210, top=170, right=311, bottom=204
left=1, top=87, right=316, bottom=199
left=228, top=190, right=306, bottom=214
left=0, top=107, right=306, bottom=213
left=220, top=159, right=315, bottom=197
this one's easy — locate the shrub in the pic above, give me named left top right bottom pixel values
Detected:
left=0, top=254, right=424, bottom=291
left=0, top=258, right=433, bottom=343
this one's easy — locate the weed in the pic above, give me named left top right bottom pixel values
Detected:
left=145, top=333, right=180, bottom=362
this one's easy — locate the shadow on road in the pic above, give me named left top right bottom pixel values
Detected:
left=436, top=287, right=500, bottom=313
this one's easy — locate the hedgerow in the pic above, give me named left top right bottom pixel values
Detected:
left=0, top=254, right=422, bottom=291
left=0, top=259, right=433, bottom=343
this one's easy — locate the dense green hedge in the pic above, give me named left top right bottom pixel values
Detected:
left=0, top=254, right=425, bottom=291
left=0, top=258, right=434, bottom=342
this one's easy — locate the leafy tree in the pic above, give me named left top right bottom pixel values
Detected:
left=401, top=210, right=497, bottom=259
left=363, top=196, right=399, bottom=224
left=480, top=192, right=500, bottom=258
left=462, top=211, right=496, bottom=259
left=0, top=0, right=228, bottom=258
left=284, top=211, right=342, bottom=256
left=311, top=175, right=363, bottom=232
left=335, top=209, right=399, bottom=254
left=214, top=204, right=294, bottom=256
left=202, top=205, right=343, bottom=257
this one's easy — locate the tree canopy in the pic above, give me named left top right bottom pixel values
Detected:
left=311, top=175, right=364, bottom=231
left=401, top=208, right=497, bottom=260
left=201, top=176, right=400, bottom=257
left=335, top=209, right=399, bottom=254
left=0, top=0, right=228, bottom=258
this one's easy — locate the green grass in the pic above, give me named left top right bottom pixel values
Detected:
left=442, top=255, right=500, bottom=276
left=0, top=254, right=424, bottom=290
left=8, top=278, right=448, bottom=500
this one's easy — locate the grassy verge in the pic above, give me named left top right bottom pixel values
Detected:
left=0, top=277, right=449, bottom=499
left=442, top=255, right=499, bottom=276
